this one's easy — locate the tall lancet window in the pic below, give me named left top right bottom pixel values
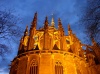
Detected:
left=30, top=59, right=38, bottom=74
left=55, top=61, right=63, bottom=74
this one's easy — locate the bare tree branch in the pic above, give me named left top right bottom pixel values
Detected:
left=0, top=9, right=23, bottom=60
left=81, top=0, right=100, bottom=45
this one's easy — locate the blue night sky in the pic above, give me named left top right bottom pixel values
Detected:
left=0, top=0, right=87, bottom=74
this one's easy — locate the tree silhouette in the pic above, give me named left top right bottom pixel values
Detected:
left=0, top=9, right=22, bottom=60
left=80, top=0, right=100, bottom=64
left=81, top=0, right=100, bottom=45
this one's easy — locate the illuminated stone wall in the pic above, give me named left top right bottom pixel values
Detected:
left=10, top=50, right=94, bottom=74
left=9, top=13, right=100, bottom=74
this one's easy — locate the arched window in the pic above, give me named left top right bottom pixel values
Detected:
left=30, top=59, right=38, bottom=74
left=55, top=61, right=63, bottom=74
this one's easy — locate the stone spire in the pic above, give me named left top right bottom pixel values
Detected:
left=58, top=18, right=65, bottom=50
left=43, top=16, right=51, bottom=50
left=68, top=24, right=71, bottom=31
left=18, top=37, right=23, bottom=54
left=44, top=16, right=49, bottom=30
left=18, top=26, right=29, bottom=54
left=58, top=18, right=62, bottom=28
left=29, top=12, right=37, bottom=36
left=31, top=12, right=37, bottom=28
left=27, top=12, right=37, bottom=50
left=58, top=18, right=64, bottom=36
left=51, top=17, right=55, bottom=27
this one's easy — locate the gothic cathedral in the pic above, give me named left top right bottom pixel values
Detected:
left=9, top=13, right=100, bottom=74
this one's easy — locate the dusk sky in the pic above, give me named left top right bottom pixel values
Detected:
left=0, top=0, right=87, bottom=74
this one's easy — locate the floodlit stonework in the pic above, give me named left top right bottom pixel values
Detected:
left=9, top=13, right=100, bottom=74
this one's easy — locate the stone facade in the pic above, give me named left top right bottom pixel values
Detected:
left=9, top=12, right=100, bottom=74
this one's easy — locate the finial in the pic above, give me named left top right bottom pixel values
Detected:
left=33, top=12, right=37, bottom=22
left=51, top=17, right=55, bottom=27
left=58, top=18, right=62, bottom=27
left=58, top=18, right=61, bottom=22
left=31, top=12, right=37, bottom=28
left=68, top=24, right=71, bottom=31
left=44, top=16, right=49, bottom=29
left=59, top=18, right=62, bottom=21
left=24, top=26, right=28, bottom=36
left=45, top=16, right=48, bottom=21
left=68, top=24, right=73, bottom=35
left=58, top=18, right=65, bottom=35
left=45, top=16, right=48, bottom=24
left=34, top=12, right=37, bottom=18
